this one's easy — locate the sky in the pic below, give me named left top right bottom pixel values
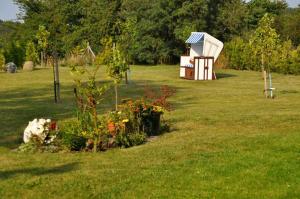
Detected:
left=0, top=0, right=299, bottom=21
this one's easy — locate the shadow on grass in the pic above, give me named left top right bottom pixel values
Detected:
left=216, top=73, right=237, bottom=79
left=0, top=162, right=79, bottom=180
left=0, top=79, right=183, bottom=149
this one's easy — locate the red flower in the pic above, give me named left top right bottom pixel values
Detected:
left=50, top=122, right=57, bottom=130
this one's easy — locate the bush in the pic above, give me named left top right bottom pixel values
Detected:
left=25, top=41, right=38, bottom=63
left=115, top=131, right=146, bottom=148
left=59, top=120, right=87, bottom=151
left=224, top=37, right=300, bottom=74
left=0, top=51, right=5, bottom=71
left=144, top=85, right=176, bottom=111
left=3, top=41, right=25, bottom=68
left=60, top=132, right=87, bottom=151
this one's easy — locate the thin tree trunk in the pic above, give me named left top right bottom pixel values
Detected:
left=92, top=97, right=98, bottom=153
left=115, top=84, right=118, bottom=111
left=261, top=54, right=268, bottom=98
left=125, top=71, right=128, bottom=84
left=41, top=51, right=43, bottom=67
left=53, top=53, right=60, bottom=103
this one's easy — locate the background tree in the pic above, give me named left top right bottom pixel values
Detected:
left=275, top=7, right=300, bottom=46
left=36, top=25, right=50, bottom=67
left=215, top=0, right=248, bottom=40
left=0, top=50, right=5, bottom=71
left=25, top=41, right=38, bottom=64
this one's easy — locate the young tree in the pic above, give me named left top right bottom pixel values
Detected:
left=25, top=41, right=38, bottom=63
left=36, top=25, right=50, bottom=67
left=250, top=13, right=279, bottom=98
left=106, top=46, right=129, bottom=111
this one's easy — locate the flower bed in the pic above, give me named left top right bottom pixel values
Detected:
left=19, top=99, right=169, bottom=153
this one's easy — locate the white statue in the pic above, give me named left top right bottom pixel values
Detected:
left=23, top=118, right=51, bottom=143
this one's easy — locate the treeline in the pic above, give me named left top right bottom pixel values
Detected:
left=0, top=0, right=299, bottom=70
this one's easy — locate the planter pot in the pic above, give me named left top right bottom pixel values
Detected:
left=23, top=61, right=34, bottom=71
left=142, top=112, right=161, bottom=136
left=151, top=112, right=161, bottom=136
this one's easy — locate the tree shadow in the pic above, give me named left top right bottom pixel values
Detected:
left=0, top=162, right=79, bottom=180
left=216, top=73, right=237, bottom=79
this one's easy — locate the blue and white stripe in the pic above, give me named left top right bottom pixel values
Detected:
left=185, top=32, right=204, bottom=44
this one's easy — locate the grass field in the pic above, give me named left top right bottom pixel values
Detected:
left=0, top=65, right=299, bottom=198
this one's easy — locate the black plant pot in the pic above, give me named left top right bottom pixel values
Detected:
left=142, top=112, right=161, bottom=136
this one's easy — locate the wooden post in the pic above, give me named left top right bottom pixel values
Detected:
left=261, top=53, right=268, bottom=98
left=264, top=70, right=268, bottom=98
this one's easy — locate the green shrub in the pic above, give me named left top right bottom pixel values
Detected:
left=59, top=121, right=87, bottom=151
left=3, top=41, right=25, bottom=67
left=224, top=37, right=300, bottom=75
left=115, top=131, right=146, bottom=148
left=60, top=132, right=87, bottom=151
left=0, top=51, right=5, bottom=71
left=25, top=41, right=38, bottom=63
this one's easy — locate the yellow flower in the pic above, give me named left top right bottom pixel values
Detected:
left=81, top=131, right=87, bottom=136
left=122, top=119, right=129, bottom=123
left=154, top=106, right=164, bottom=112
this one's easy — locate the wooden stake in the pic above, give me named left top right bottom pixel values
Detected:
left=264, top=70, right=268, bottom=98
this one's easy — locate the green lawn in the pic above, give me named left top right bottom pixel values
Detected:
left=0, top=65, right=299, bottom=198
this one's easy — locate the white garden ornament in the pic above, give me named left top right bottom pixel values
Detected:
left=23, top=118, right=52, bottom=143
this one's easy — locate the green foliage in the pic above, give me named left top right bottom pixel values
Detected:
left=71, top=64, right=110, bottom=152
left=106, top=47, right=129, bottom=83
left=36, top=25, right=50, bottom=51
left=25, top=41, right=38, bottom=62
left=3, top=41, right=25, bottom=68
left=115, top=131, right=146, bottom=148
left=275, top=7, right=300, bottom=46
left=247, top=0, right=287, bottom=28
left=0, top=50, right=5, bottom=71
left=250, top=14, right=279, bottom=71
left=225, top=19, right=300, bottom=75
left=106, top=46, right=129, bottom=110
left=59, top=121, right=87, bottom=151
left=18, top=141, right=40, bottom=153
left=216, top=0, right=248, bottom=40
left=14, top=0, right=297, bottom=65
left=96, top=37, right=113, bottom=65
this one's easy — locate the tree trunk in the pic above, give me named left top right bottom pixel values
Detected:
left=53, top=53, right=60, bottom=103
left=125, top=71, right=128, bottom=84
left=261, top=54, right=268, bottom=98
left=41, top=51, right=43, bottom=67
left=115, top=84, right=118, bottom=111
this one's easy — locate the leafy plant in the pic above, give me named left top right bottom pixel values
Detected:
left=106, top=45, right=129, bottom=111
left=59, top=121, right=87, bottom=151
left=115, top=131, right=146, bottom=148
left=0, top=50, right=5, bottom=71
left=144, top=85, right=176, bottom=111
left=71, top=63, right=110, bottom=152
left=36, top=25, right=50, bottom=67
left=25, top=41, right=38, bottom=63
